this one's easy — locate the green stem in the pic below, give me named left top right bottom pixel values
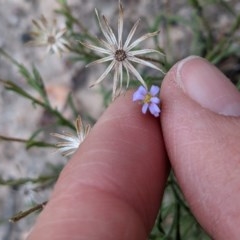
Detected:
left=0, top=79, right=74, bottom=130
left=0, top=135, right=55, bottom=148
left=0, top=175, right=57, bottom=186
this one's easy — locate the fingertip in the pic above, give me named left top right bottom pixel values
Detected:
left=162, top=56, right=240, bottom=116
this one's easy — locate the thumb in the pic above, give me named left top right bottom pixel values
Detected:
left=161, top=56, right=240, bottom=239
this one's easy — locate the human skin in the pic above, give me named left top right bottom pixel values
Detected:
left=28, top=56, right=240, bottom=240
left=27, top=90, right=169, bottom=240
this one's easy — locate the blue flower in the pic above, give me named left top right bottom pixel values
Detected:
left=133, top=85, right=161, bottom=117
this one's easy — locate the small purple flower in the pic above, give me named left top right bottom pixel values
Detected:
left=133, top=85, right=161, bottom=117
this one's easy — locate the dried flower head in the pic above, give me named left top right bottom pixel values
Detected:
left=133, top=85, right=161, bottom=117
left=51, top=116, right=91, bottom=156
left=81, top=1, right=164, bottom=99
left=27, top=15, right=70, bottom=56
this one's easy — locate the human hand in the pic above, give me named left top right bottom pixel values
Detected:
left=27, top=56, right=240, bottom=240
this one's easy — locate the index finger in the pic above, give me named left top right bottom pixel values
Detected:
left=27, top=91, right=169, bottom=240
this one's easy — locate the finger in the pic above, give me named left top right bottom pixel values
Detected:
left=28, top=91, right=169, bottom=240
left=161, top=56, right=240, bottom=239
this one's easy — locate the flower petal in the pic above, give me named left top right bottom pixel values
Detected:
left=124, top=60, right=147, bottom=88
left=112, top=64, right=119, bottom=99
left=86, top=55, right=114, bottom=68
left=52, top=116, right=91, bottom=157
left=118, top=62, right=123, bottom=90
left=149, top=103, right=160, bottom=117
left=132, top=92, right=143, bottom=101
left=138, top=85, right=148, bottom=95
left=142, top=103, right=149, bottom=114
left=102, top=15, right=118, bottom=46
left=133, top=86, right=146, bottom=101
left=128, top=56, right=165, bottom=74
left=112, top=62, right=123, bottom=100
left=129, top=49, right=164, bottom=56
left=80, top=41, right=112, bottom=55
left=90, top=60, right=115, bottom=87
left=122, top=61, right=130, bottom=88
left=98, top=38, right=115, bottom=52
left=56, top=28, right=67, bottom=39
left=126, top=30, right=160, bottom=51
left=118, top=1, right=124, bottom=47
left=51, top=133, right=75, bottom=142
left=151, top=96, right=160, bottom=104
left=150, top=85, right=160, bottom=96
left=123, top=18, right=141, bottom=49
left=95, top=9, right=116, bottom=46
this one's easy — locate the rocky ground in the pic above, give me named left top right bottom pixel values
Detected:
left=0, top=0, right=239, bottom=239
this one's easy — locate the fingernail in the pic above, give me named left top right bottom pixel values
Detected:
left=175, top=56, right=240, bottom=116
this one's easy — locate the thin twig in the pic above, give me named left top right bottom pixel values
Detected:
left=0, top=135, right=27, bottom=143
left=9, top=201, right=48, bottom=223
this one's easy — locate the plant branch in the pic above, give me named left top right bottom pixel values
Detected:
left=9, top=201, right=48, bottom=223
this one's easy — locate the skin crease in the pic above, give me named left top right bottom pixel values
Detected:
left=28, top=56, right=240, bottom=239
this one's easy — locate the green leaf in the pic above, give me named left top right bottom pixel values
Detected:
left=32, top=65, right=50, bottom=104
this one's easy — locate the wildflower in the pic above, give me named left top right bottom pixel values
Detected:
left=81, top=1, right=164, bottom=99
left=133, top=85, right=161, bottom=117
left=51, top=116, right=91, bottom=156
left=27, top=15, right=70, bottom=56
